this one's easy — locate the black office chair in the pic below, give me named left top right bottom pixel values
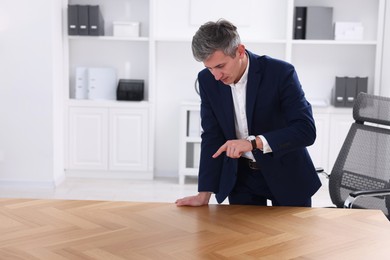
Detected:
left=319, top=92, right=390, bottom=219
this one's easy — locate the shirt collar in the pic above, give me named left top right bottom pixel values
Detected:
left=230, top=53, right=249, bottom=88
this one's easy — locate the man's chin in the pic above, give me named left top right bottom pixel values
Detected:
left=221, top=79, right=232, bottom=85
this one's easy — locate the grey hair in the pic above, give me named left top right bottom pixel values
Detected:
left=192, top=19, right=241, bottom=62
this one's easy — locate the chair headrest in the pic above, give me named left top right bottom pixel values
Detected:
left=353, top=92, right=390, bottom=126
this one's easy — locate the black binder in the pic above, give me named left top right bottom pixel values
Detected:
left=88, top=5, right=104, bottom=36
left=357, top=77, right=368, bottom=94
left=78, top=5, right=89, bottom=35
left=68, top=5, right=79, bottom=35
left=345, top=77, right=357, bottom=107
left=334, top=77, right=346, bottom=107
left=357, top=77, right=369, bottom=107
left=294, top=7, right=307, bottom=39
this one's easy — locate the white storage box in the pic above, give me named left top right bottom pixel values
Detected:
left=335, top=22, right=364, bottom=41
left=113, top=21, right=140, bottom=37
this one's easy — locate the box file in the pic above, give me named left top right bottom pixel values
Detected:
left=333, top=77, right=346, bottom=107
left=68, top=5, right=79, bottom=35
left=357, top=77, right=368, bottom=94
left=332, top=76, right=369, bottom=107
left=88, top=5, right=104, bottom=36
left=78, top=5, right=89, bottom=35
left=305, top=6, right=333, bottom=40
left=345, top=77, right=357, bottom=107
left=294, top=7, right=307, bottom=39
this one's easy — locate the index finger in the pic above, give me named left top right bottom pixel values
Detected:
left=212, top=143, right=227, bottom=158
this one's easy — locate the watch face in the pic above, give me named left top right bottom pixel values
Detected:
left=247, top=136, right=255, bottom=141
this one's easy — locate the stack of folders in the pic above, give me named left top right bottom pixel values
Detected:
left=294, top=6, right=333, bottom=40
left=68, top=5, right=104, bottom=36
left=74, top=67, right=117, bottom=100
left=332, top=77, right=368, bottom=107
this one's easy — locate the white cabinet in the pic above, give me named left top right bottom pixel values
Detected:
left=68, top=103, right=151, bottom=178
left=307, top=112, right=330, bottom=171
left=68, top=107, right=108, bottom=170
left=310, top=107, right=354, bottom=173
left=328, top=111, right=355, bottom=171
left=179, top=102, right=201, bottom=184
left=64, top=0, right=154, bottom=178
left=109, top=107, right=148, bottom=171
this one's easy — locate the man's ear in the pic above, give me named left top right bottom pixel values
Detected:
left=237, top=44, right=246, bottom=57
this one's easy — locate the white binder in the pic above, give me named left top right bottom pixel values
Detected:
left=74, top=67, right=88, bottom=99
left=87, top=67, right=117, bottom=100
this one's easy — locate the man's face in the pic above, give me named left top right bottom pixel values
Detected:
left=203, top=44, right=246, bottom=85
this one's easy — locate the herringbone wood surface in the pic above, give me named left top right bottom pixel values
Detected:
left=0, top=199, right=389, bottom=259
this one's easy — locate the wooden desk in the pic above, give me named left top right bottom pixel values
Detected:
left=0, top=199, right=389, bottom=259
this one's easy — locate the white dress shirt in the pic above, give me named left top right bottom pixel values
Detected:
left=230, top=54, right=272, bottom=161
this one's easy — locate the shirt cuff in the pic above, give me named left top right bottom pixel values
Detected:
left=258, top=135, right=272, bottom=154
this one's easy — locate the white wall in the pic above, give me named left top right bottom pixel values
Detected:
left=0, top=0, right=64, bottom=186
left=0, top=0, right=389, bottom=182
left=154, top=42, right=203, bottom=177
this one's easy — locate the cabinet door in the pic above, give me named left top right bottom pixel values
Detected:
left=109, top=108, right=148, bottom=171
left=307, top=113, right=330, bottom=171
left=68, top=107, right=108, bottom=170
left=328, top=112, right=355, bottom=172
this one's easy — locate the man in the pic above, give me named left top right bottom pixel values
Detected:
left=176, top=19, right=321, bottom=207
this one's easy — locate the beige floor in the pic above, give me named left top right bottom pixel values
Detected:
left=0, top=175, right=332, bottom=207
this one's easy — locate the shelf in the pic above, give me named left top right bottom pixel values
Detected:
left=155, top=37, right=287, bottom=44
left=155, top=38, right=378, bottom=46
left=292, top=40, right=378, bottom=45
left=67, top=99, right=150, bottom=108
left=69, top=36, right=149, bottom=42
left=184, top=137, right=201, bottom=143
left=180, top=169, right=198, bottom=176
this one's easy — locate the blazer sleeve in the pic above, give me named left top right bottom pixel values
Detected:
left=260, top=62, right=316, bottom=158
left=196, top=72, right=224, bottom=193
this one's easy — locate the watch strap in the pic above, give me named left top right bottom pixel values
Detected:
left=247, top=135, right=257, bottom=150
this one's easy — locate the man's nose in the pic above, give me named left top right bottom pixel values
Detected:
left=211, top=70, right=222, bottom=81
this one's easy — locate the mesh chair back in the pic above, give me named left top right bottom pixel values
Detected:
left=329, top=93, right=390, bottom=218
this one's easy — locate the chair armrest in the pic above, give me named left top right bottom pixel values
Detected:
left=316, top=167, right=330, bottom=178
left=343, top=189, right=390, bottom=208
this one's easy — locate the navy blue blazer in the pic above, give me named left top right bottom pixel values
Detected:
left=197, top=51, right=321, bottom=205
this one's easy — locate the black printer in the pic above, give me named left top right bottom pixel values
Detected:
left=116, top=79, right=144, bottom=101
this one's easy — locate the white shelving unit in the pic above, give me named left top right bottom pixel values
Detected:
left=169, top=0, right=386, bottom=183
left=178, top=102, right=201, bottom=184
left=154, top=0, right=385, bottom=99
left=62, top=0, right=386, bottom=181
left=63, top=0, right=154, bottom=179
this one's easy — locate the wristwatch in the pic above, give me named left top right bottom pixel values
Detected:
left=246, top=135, right=257, bottom=151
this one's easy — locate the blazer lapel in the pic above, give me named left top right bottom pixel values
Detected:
left=245, top=51, right=263, bottom=132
